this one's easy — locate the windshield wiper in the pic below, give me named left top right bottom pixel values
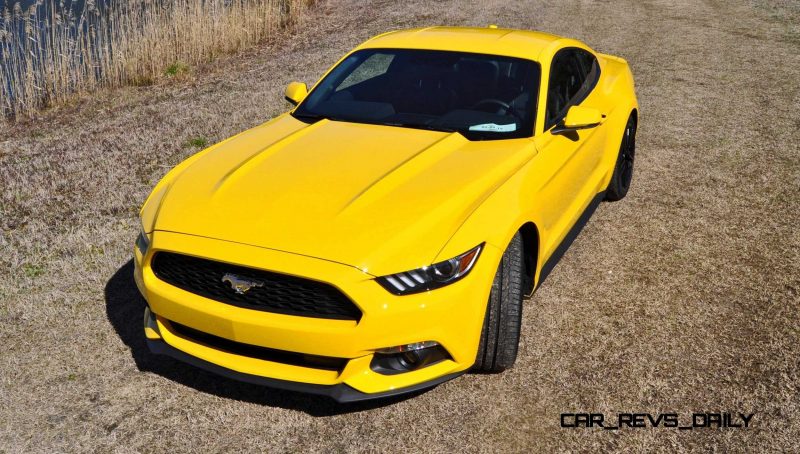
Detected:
left=381, top=122, right=460, bottom=134
left=293, top=114, right=462, bottom=135
left=292, top=111, right=332, bottom=123
left=294, top=111, right=361, bottom=126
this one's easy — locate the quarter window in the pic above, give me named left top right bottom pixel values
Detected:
left=545, top=48, right=599, bottom=130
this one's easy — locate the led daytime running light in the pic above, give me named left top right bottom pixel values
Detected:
left=376, top=244, right=483, bottom=295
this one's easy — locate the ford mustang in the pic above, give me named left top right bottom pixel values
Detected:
left=134, top=26, right=638, bottom=402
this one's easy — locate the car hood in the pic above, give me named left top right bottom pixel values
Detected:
left=151, top=114, right=535, bottom=275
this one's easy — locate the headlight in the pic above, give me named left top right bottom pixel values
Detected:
left=376, top=244, right=483, bottom=295
left=135, top=228, right=150, bottom=256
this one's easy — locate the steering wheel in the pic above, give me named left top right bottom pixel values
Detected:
left=470, top=98, right=523, bottom=121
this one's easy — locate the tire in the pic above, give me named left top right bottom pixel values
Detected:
left=472, top=232, right=524, bottom=372
left=605, top=112, right=637, bottom=202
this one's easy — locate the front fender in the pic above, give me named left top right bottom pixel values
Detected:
left=434, top=149, right=545, bottom=277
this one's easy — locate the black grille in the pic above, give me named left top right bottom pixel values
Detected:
left=170, top=321, right=348, bottom=372
left=151, top=252, right=361, bottom=321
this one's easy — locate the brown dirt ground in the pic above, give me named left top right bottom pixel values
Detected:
left=1, top=0, right=799, bottom=451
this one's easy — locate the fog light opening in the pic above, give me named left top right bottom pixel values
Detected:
left=371, top=341, right=450, bottom=375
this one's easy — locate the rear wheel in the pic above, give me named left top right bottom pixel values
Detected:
left=473, top=233, right=524, bottom=372
left=605, top=112, right=637, bottom=201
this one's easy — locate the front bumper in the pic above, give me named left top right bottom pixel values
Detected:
left=135, top=230, right=500, bottom=401
left=145, top=307, right=464, bottom=402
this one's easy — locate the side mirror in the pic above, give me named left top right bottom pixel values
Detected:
left=284, top=81, right=308, bottom=106
left=552, top=105, right=604, bottom=135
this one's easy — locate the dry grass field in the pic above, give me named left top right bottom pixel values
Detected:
left=1, top=0, right=799, bottom=451
left=1, top=0, right=311, bottom=116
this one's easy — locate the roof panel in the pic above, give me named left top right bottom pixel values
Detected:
left=357, top=26, right=563, bottom=61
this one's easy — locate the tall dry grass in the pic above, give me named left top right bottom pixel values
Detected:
left=0, top=0, right=310, bottom=117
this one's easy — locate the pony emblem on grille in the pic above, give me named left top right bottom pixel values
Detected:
left=221, top=273, right=264, bottom=294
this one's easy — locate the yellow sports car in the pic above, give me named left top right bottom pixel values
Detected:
left=135, top=26, right=638, bottom=402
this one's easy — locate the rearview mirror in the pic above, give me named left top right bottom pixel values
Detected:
left=552, top=105, right=603, bottom=135
left=284, top=81, right=308, bottom=106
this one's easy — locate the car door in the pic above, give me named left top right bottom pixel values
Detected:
left=533, top=47, right=606, bottom=262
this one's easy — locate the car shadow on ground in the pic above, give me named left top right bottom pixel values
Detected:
left=104, top=260, right=425, bottom=416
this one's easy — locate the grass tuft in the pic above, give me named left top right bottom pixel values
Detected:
left=23, top=263, right=46, bottom=278
left=164, top=63, right=190, bottom=77
left=186, top=137, right=208, bottom=148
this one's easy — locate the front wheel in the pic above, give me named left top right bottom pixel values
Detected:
left=472, top=232, right=524, bottom=372
left=605, top=112, right=637, bottom=201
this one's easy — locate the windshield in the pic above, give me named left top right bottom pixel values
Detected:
left=293, top=49, right=540, bottom=140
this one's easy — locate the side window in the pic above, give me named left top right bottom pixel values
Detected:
left=575, top=50, right=598, bottom=83
left=545, top=48, right=599, bottom=130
